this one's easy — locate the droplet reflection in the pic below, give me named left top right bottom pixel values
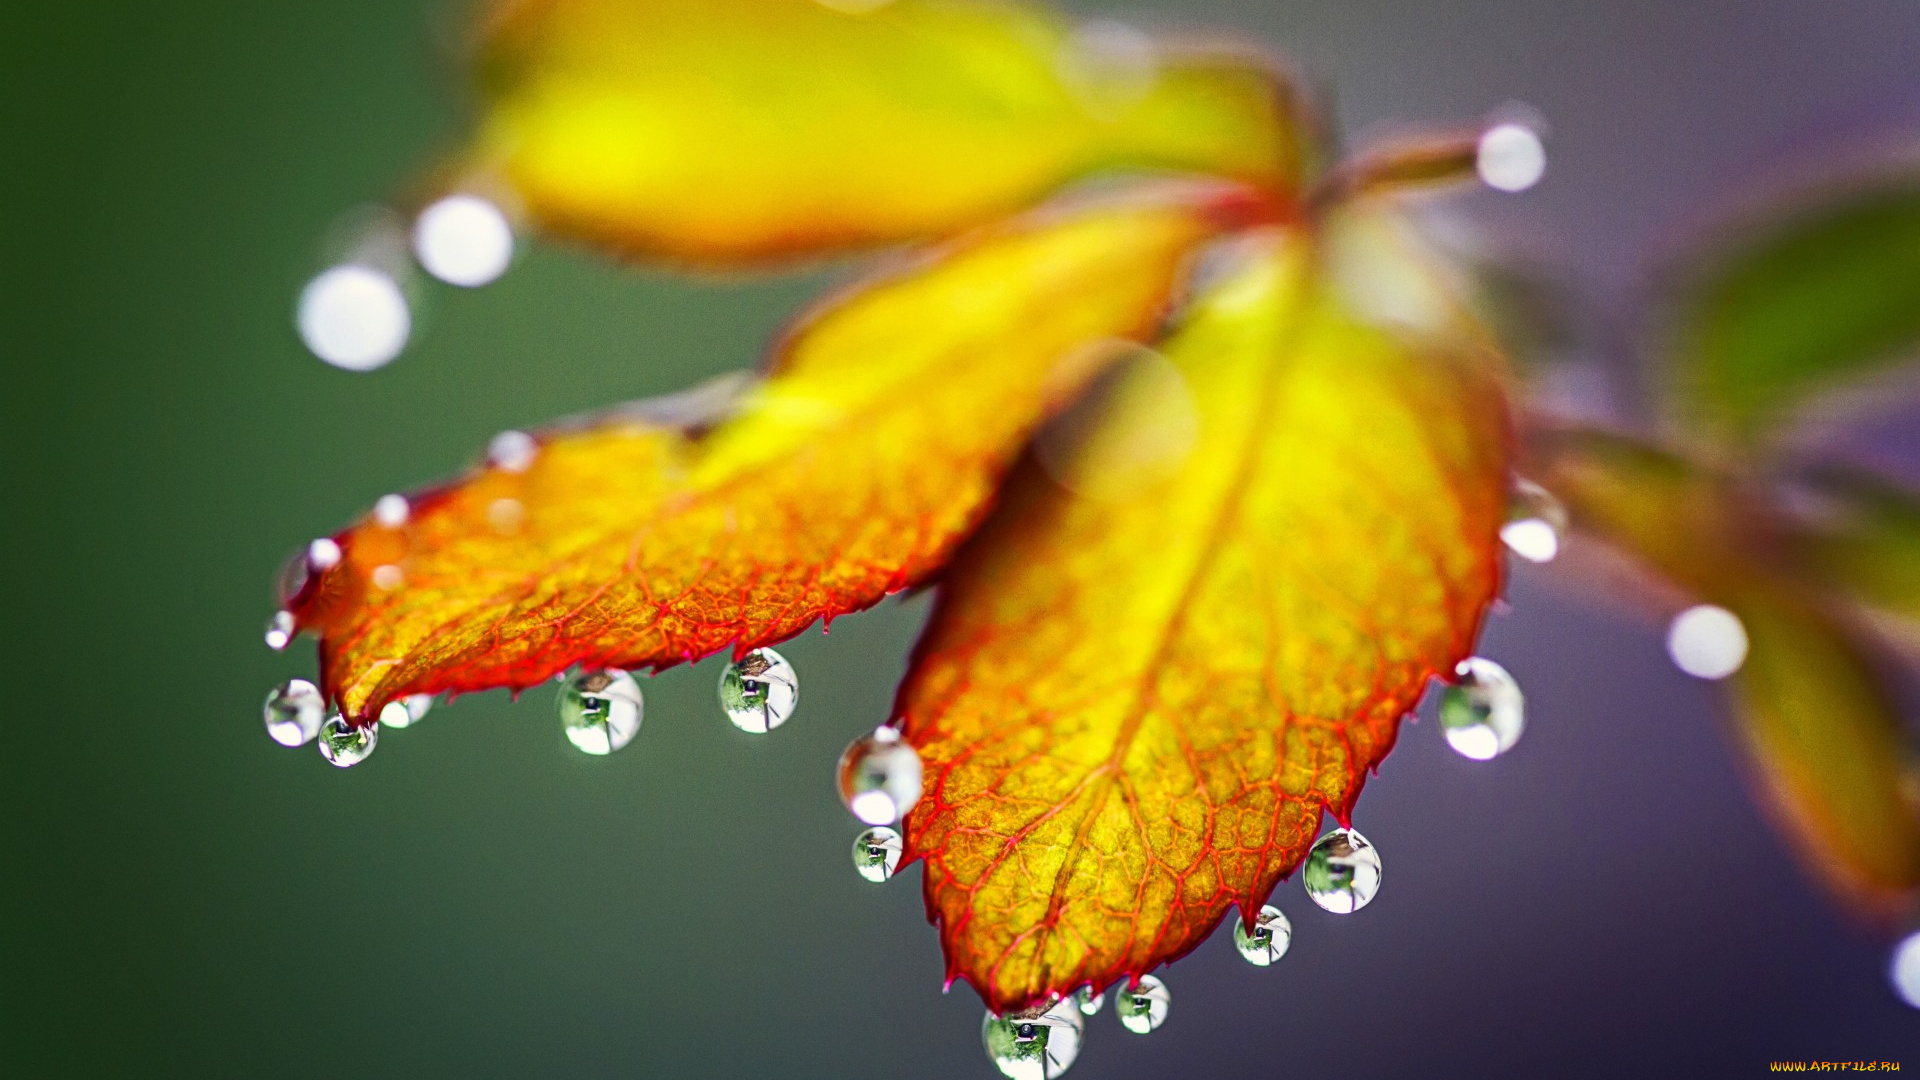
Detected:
left=1303, top=828, right=1382, bottom=913
left=982, top=999, right=1084, bottom=1080
left=318, top=715, right=377, bottom=767
left=1234, top=904, right=1292, bottom=966
left=1114, top=974, right=1170, bottom=1034
left=264, top=679, right=326, bottom=747
left=558, top=669, right=644, bottom=755
left=379, top=694, right=434, bottom=730
left=852, top=826, right=903, bottom=883
left=1440, top=657, right=1525, bottom=760
left=1500, top=479, right=1567, bottom=563
left=719, top=648, right=798, bottom=733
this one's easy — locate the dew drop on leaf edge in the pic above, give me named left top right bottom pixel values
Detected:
left=264, top=679, right=326, bottom=747
left=837, top=726, right=923, bottom=825
left=1234, top=904, right=1293, bottom=966
left=264, top=610, right=295, bottom=652
left=1114, top=974, right=1170, bottom=1034
left=982, top=998, right=1085, bottom=1080
left=318, top=715, right=377, bottom=767
left=558, top=669, right=644, bottom=755
left=1303, top=828, right=1382, bottom=913
left=719, top=647, right=798, bottom=733
left=852, top=825, right=903, bottom=883
left=1074, top=987, right=1104, bottom=1016
left=1440, top=656, right=1524, bottom=760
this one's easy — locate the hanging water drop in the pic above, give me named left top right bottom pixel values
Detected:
left=297, top=264, right=410, bottom=371
left=264, top=610, right=295, bottom=652
left=837, top=726, right=923, bottom=825
left=559, top=669, right=644, bottom=755
left=1303, top=828, right=1382, bottom=913
left=1073, top=987, right=1104, bottom=1016
left=1114, top=974, right=1170, bottom=1034
left=379, top=694, right=434, bottom=730
left=982, top=999, right=1084, bottom=1080
left=852, top=826, right=903, bottom=883
left=318, top=715, right=377, bottom=767
left=1500, top=478, right=1568, bottom=563
left=264, top=679, right=326, bottom=747
left=719, top=647, right=798, bottom=733
left=1234, top=904, right=1293, bottom=966
left=1440, top=657, right=1525, bottom=760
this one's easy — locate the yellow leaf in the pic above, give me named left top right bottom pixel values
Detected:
left=288, top=184, right=1263, bottom=718
left=894, top=221, right=1511, bottom=1011
left=464, top=0, right=1304, bottom=262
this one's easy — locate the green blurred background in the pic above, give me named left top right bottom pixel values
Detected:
left=5, top=0, right=1918, bottom=1075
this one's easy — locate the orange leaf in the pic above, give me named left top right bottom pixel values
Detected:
left=288, top=184, right=1265, bottom=718
left=464, top=0, right=1304, bottom=263
left=894, top=220, right=1511, bottom=1012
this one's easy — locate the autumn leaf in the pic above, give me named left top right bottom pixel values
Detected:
left=289, top=184, right=1268, bottom=718
left=462, top=0, right=1304, bottom=263
left=1528, top=429, right=1920, bottom=910
left=893, top=220, right=1512, bottom=1012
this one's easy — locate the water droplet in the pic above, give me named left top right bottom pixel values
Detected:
left=488, top=430, right=537, bottom=473
left=1304, top=828, right=1382, bottom=913
left=1667, top=604, right=1748, bottom=680
left=1440, top=657, right=1525, bottom=760
left=837, top=726, right=923, bottom=825
left=1073, top=987, right=1104, bottom=1016
left=1890, top=930, right=1920, bottom=1009
left=719, top=648, right=798, bottom=733
left=982, top=999, right=1084, bottom=1080
left=1114, top=974, right=1170, bottom=1034
left=264, top=610, right=295, bottom=652
left=379, top=694, right=434, bottom=730
left=307, top=537, right=342, bottom=571
left=318, top=715, right=377, bottom=767
left=297, top=264, right=410, bottom=371
left=1234, top=904, right=1293, bottom=966
left=373, top=494, right=410, bottom=528
left=371, top=564, right=405, bottom=591
left=1477, top=122, right=1546, bottom=192
left=412, top=194, right=514, bottom=288
left=264, top=679, right=325, bottom=747
left=559, top=669, right=643, bottom=755
left=487, top=497, right=526, bottom=534
left=852, top=826, right=903, bottom=883
left=1501, top=479, right=1567, bottom=563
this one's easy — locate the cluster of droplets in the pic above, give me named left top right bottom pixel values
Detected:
left=261, top=678, right=400, bottom=769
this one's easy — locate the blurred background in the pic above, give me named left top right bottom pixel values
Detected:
left=5, top=0, right=1919, bottom=1075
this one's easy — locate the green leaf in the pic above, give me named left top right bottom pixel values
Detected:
left=1668, top=178, right=1920, bottom=442
left=1794, top=468, right=1920, bottom=640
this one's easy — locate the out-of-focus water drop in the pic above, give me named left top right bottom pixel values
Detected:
left=379, top=694, right=434, bottom=730
left=1074, top=987, right=1104, bottom=1016
left=1890, top=931, right=1920, bottom=1009
left=307, top=537, right=342, bottom=571
left=1114, top=974, right=1170, bottom=1034
left=719, top=648, right=798, bottom=733
left=318, top=715, right=377, bottom=767
left=373, top=494, right=410, bottom=528
left=1304, top=828, right=1382, bottom=913
left=852, top=825, right=903, bottom=883
left=488, top=430, right=538, bottom=473
left=837, top=726, right=923, bottom=825
left=297, top=264, right=410, bottom=371
left=264, top=679, right=326, bottom=747
left=559, top=669, right=644, bottom=755
left=982, top=999, right=1084, bottom=1080
left=264, top=610, right=295, bottom=652
left=412, top=194, right=514, bottom=288
left=1667, top=604, right=1748, bottom=680
left=1440, top=657, right=1525, bottom=760
left=1501, top=479, right=1567, bottom=563
left=1234, top=904, right=1293, bottom=966
left=1477, top=122, right=1546, bottom=192
left=1057, top=19, right=1158, bottom=119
